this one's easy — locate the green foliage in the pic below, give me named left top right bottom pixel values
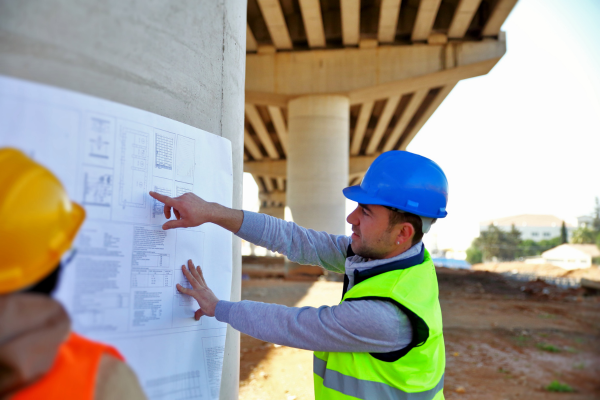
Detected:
left=536, top=342, right=561, bottom=352
left=546, top=380, right=575, bottom=393
left=571, top=227, right=598, bottom=244
left=466, top=245, right=482, bottom=264
left=469, top=224, right=522, bottom=262
left=517, top=237, right=562, bottom=258
left=561, top=221, right=568, bottom=244
left=593, top=197, right=600, bottom=232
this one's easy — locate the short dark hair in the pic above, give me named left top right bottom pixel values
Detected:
left=386, top=209, right=423, bottom=246
left=25, top=263, right=61, bottom=296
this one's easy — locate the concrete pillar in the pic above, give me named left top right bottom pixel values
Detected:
left=287, top=95, right=349, bottom=235
left=0, top=2, right=245, bottom=399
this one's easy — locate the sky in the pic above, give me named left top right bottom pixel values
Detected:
left=244, top=0, right=600, bottom=251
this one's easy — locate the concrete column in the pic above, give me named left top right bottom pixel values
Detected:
left=0, top=1, right=245, bottom=399
left=287, top=95, right=349, bottom=235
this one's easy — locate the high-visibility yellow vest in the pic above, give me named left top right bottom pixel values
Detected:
left=314, top=248, right=445, bottom=400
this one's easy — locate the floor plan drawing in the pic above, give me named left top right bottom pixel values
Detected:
left=175, top=135, right=195, bottom=184
left=152, top=177, right=174, bottom=219
left=119, top=128, right=148, bottom=209
left=84, top=113, right=115, bottom=168
left=155, top=130, right=174, bottom=171
left=82, top=167, right=113, bottom=207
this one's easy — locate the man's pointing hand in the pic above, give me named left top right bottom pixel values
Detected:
left=149, top=191, right=213, bottom=230
left=149, top=191, right=244, bottom=233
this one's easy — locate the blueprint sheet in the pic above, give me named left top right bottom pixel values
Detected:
left=0, top=75, right=233, bottom=400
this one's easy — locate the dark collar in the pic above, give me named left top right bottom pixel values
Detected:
left=342, top=244, right=425, bottom=297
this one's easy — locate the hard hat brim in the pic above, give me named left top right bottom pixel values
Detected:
left=343, top=185, right=447, bottom=218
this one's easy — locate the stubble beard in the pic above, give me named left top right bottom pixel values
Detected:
left=351, top=239, right=390, bottom=260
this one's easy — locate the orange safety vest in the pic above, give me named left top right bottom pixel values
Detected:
left=12, top=332, right=124, bottom=400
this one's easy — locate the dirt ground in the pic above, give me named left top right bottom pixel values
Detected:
left=238, top=269, right=600, bottom=400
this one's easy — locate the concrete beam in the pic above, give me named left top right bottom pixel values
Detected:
left=245, top=91, right=289, bottom=108
left=276, top=177, right=285, bottom=191
left=398, top=83, right=457, bottom=150
left=341, top=0, right=360, bottom=46
left=259, top=191, right=286, bottom=204
left=299, top=0, right=326, bottom=48
left=257, top=0, right=293, bottom=49
left=378, top=0, right=402, bottom=43
left=245, top=103, right=279, bottom=159
left=349, top=55, right=500, bottom=105
left=447, top=0, right=482, bottom=39
left=267, top=106, right=289, bottom=155
left=482, top=0, right=518, bottom=37
left=245, top=155, right=380, bottom=178
left=245, top=159, right=287, bottom=177
left=350, top=101, right=374, bottom=155
left=349, top=155, right=379, bottom=176
left=244, top=128, right=264, bottom=160
left=412, top=0, right=442, bottom=41
left=246, top=23, right=258, bottom=52
left=366, top=95, right=401, bottom=155
left=263, top=175, right=275, bottom=192
left=382, top=88, right=428, bottom=152
left=246, top=40, right=505, bottom=101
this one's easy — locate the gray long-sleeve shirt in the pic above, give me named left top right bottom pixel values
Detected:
left=214, top=211, right=417, bottom=353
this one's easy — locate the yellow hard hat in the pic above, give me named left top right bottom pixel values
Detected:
left=0, top=148, right=85, bottom=294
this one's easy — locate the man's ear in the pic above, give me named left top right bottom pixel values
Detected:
left=396, top=222, right=415, bottom=245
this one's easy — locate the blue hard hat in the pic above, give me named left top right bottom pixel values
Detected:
left=343, top=151, right=448, bottom=218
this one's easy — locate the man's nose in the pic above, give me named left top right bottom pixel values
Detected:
left=347, top=207, right=359, bottom=225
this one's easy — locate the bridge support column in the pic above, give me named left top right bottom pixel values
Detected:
left=287, top=95, right=349, bottom=235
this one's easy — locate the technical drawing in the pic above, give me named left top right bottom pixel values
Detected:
left=175, top=183, right=193, bottom=197
left=152, top=180, right=173, bottom=218
left=82, top=168, right=113, bottom=207
left=83, top=113, right=115, bottom=168
left=118, top=128, right=148, bottom=209
left=131, top=269, right=172, bottom=288
left=145, top=370, right=202, bottom=400
left=89, top=118, right=111, bottom=159
left=202, top=336, right=226, bottom=399
left=175, top=135, right=195, bottom=184
left=176, top=274, right=194, bottom=307
left=155, top=131, right=174, bottom=170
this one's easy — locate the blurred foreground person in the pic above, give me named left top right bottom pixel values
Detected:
left=0, top=148, right=146, bottom=399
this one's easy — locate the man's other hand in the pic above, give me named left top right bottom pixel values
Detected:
left=176, top=259, right=219, bottom=320
left=149, top=191, right=213, bottom=230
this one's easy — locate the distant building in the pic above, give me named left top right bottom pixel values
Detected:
left=577, top=215, right=594, bottom=228
left=542, top=244, right=600, bottom=269
left=479, top=214, right=573, bottom=242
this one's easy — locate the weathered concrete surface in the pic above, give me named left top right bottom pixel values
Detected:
left=0, top=1, right=246, bottom=398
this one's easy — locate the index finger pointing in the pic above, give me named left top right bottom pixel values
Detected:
left=149, top=191, right=175, bottom=205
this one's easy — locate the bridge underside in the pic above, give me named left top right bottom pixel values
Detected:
left=243, top=0, right=517, bottom=233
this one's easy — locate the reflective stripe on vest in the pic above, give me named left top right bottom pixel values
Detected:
left=314, top=355, right=444, bottom=400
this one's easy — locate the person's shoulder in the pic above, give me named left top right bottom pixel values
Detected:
left=95, top=353, right=147, bottom=400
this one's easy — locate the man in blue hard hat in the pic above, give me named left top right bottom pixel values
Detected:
left=150, top=150, right=447, bottom=400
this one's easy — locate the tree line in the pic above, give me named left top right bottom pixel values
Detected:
left=466, top=198, right=600, bottom=264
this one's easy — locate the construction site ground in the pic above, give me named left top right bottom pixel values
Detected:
left=238, top=268, right=600, bottom=400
